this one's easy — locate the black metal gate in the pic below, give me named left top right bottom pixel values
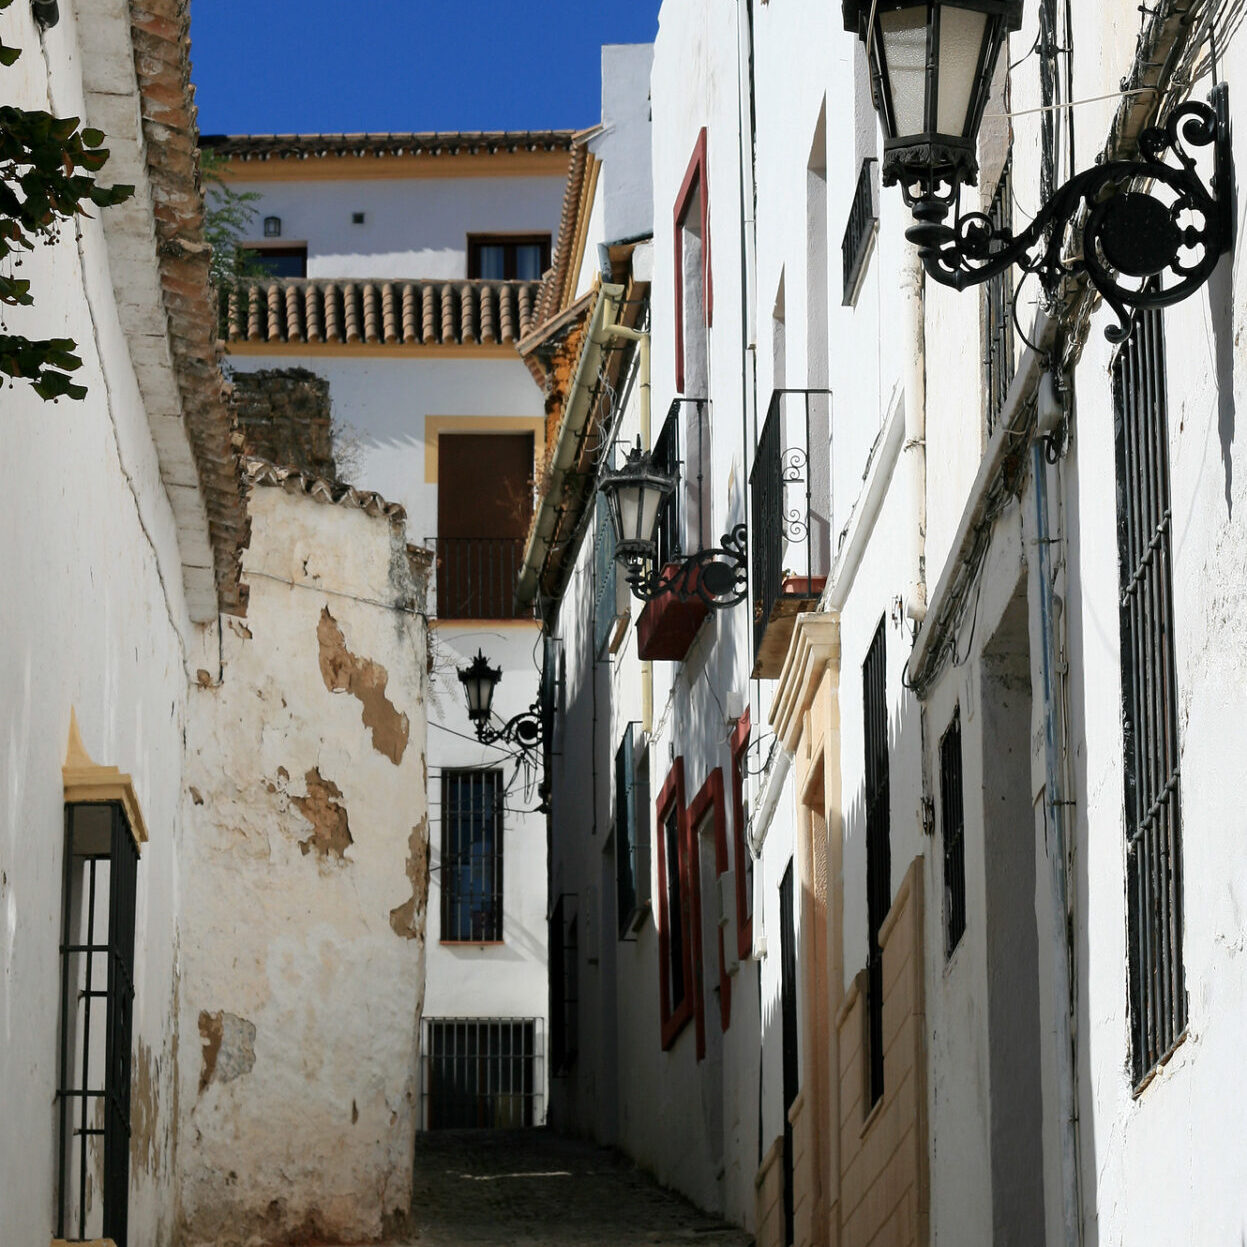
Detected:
left=422, top=1018, right=543, bottom=1129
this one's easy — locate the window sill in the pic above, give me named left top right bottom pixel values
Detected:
left=439, top=940, right=505, bottom=948
left=660, top=998, right=693, bottom=1051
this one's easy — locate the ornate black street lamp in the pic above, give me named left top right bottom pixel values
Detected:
left=598, top=440, right=748, bottom=608
left=457, top=650, right=543, bottom=752
left=843, top=0, right=1235, bottom=341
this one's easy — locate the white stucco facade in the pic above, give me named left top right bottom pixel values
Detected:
left=541, top=3, right=1247, bottom=1246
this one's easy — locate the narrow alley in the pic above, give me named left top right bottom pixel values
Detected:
left=395, top=1132, right=753, bottom=1247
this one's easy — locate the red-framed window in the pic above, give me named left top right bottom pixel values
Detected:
left=731, top=712, right=753, bottom=963
left=656, top=759, right=694, bottom=1050
left=673, top=127, right=712, bottom=395
left=688, top=768, right=731, bottom=1042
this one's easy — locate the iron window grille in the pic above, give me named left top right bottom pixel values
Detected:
left=983, top=159, right=1016, bottom=435
left=1113, top=306, right=1186, bottom=1086
left=615, top=723, right=651, bottom=937
left=939, top=709, right=967, bottom=957
left=779, top=861, right=799, bottom=1247
left=841, top=157, right=879, bottom=305
left=421, top=1017, right=544, bottom=1129
left=441, top=770, right=504, bottom=943
left=57, top=801, right=139, bottom=1246
left=749, top=388, right=833, bottom=663
left=549, top=894, right=578, bottom=1074
left=730, top=713, right=754, bottom=963
left=662, top=802, right=687, bottom=1016
left=863, top=619, right=891, bottom=1108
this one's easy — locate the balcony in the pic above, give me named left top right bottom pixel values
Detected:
left=841, top=158, right=879, bottom=306
left=750, top=389, right=832, bottom=679
left=636, top=400, right=713, bottom=662
left=430, top=536, right=528, bottom=621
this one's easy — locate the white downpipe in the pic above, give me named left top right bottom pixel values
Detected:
left=603, top=323, right=651, bottom=446
left=1032, top=438, right=1083, bottom=1247
left=901, top=242, right=928, bottom=621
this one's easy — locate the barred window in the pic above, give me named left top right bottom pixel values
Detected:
left=57, top=801, right=139, bottom=1246
left=983, top=159, right=1015, bottom=435
left=594, top=495, right=619, bottom=657
left=940, top=709, right=967, bottom=957
left=863, top=619, right=891, bottom=1108
left=422, top=1017, right=543, bottom=1129
left=1113, top=306, right=1186, bottom=1085
left=615, top=723, right=651, bottom=936
left=441, top=770, right=503, bottom=942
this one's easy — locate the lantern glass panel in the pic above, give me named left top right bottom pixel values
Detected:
left=937, top=7, right=990, bottom=136
left=879, top=8, right=929, bottom=138
left=615, top=483, right=645, bottom=545
left=638, top=483, right=666, bottom=551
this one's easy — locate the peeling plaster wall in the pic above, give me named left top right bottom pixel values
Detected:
left=0, top=4, right=201, bottom=1244
left=178, top=486, right=429, bottom=1245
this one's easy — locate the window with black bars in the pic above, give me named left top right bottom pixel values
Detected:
left=662, top=803, right=687, bottom=1016
left=1113, top=306, right=1186, bottom=1086
left=549, top=895, right=578, bottom=1074
left=940, top=710, right=967, bottom=957
left=594, top=494, right=619, bottom=657
left=441, top=770, right=503, bottom=942
left=983, top=159, right=1015, bottom=435
left=615, top=724, right=650, bottom=937
left=863, top=619, right=891, bottom=1108
left=421, top=1017, right=543, bottom=1129
left=57, top=802, right=139, bottom=1247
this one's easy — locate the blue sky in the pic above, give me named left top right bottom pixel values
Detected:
left=190, top=1, right=663, bottom=137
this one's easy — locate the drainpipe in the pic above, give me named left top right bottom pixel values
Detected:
left=901, top=242, right=927, bottom=621
left=1032, top=434, right=1083, bottom=1247
left=603, top=322, right=654, bottom=731
left=603, top=323, right=651, bottom=446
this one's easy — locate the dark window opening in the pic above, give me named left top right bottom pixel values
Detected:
left=467, top=235, right=551, bottom=281
left=549, top=895, right=578, bottom=1074
left=1113, top=306, right=1186, bottom=1086
left=841, top=157, right=878, bottom=305
left=940, top=709, right=967, bottom=957
left=422, top=1018, right=542, bottom=1129
left=779, top=861, right=799, bottom=1247
left=441, top=770, right=503, bottom=942
left=242, top=244, right=308, bottom=279
left=56, top=802, right=139, bottom=1247
left=863, top=619, right=891, bottom=1108
left=731, top=712, right=754, bottom=963
left=663, top=804, right=685, bottom=1014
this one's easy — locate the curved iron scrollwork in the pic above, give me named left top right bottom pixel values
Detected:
left=780, top=448, right=807, bottom=484
left=784, top=509, right=809, bottom=542
left=626, top=524, right=749, bottom=608
left=474, top=706, right=544, bottom=752
left=908, top=86, right=1234, bottom=342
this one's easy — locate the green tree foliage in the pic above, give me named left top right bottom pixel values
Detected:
left=0, top=0, right=134, bottom=400
left=201, top=147, right=264, bottom=290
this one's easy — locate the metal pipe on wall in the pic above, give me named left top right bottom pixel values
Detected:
left=901, top=242, right=928, bottom=621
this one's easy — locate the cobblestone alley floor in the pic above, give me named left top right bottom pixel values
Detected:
left=391, top=1129, right=754, bottom=1247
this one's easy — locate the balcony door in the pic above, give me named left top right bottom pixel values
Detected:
left=437, top=432, right=533, bottom=619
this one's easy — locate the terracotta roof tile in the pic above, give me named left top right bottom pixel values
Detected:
left=127, top=0, right=249, bottom=616
left=224, top=278, right=541, bottom=347
left=244, top=457, right=407, bottom=522
left=202, top=130, right=576, bottom=163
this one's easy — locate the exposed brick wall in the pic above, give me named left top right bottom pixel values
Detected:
left=231, top=368, right=336, bottom=480
left=836, top=861, right=928, bottom=1247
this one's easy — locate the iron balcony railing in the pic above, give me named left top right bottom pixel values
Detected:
left=842, top=158, right=879, bottom=305
left=749, top=388, right=833, bottom=660
left=428, top=536, right=527, bottom=621
left=651, top=398, right=710, bottom=568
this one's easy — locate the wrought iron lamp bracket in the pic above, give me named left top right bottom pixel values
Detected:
left=473, top=705, right=544, bottom=752
left=624, top=524, right=749, bottom=609
left=907, top=85, right=1234, bottom=343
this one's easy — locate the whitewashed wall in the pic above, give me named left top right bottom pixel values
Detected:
left=0, top=3, right=202, bottom=1242
left=178, top=485, right=428, bottom=1245
left=217, top=174, right=567, bottom=281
